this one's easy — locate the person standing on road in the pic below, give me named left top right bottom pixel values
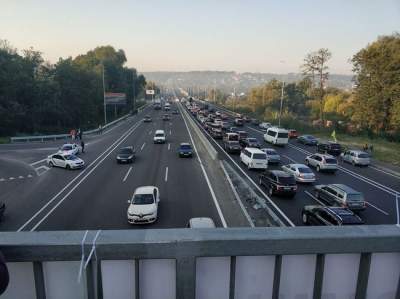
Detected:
left=98, top=124, right=102, bottom=135
left=81, top=140, right=85, bottom=153
left=79, top=129, right=83, bottom=140
left=71, top=129, right=76, bottom=140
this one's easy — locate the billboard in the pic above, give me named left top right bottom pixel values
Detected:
left=105, top=93, right=126, bottom=105
left=146, top=89, right=155, bottom=95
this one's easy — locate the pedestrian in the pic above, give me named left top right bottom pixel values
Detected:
left=363, top=143, right=368, bottom=152
left=76, top=128, right=80, bottom=140
left=369, top=144, right=374, bottom=154
left=0, top=251, right=9, bottom=295
left=79, top=129, right=83, bottom=140
left=98, top=124, right=102, bottom=135
left=81, top=140, right=85, bottom=153
left=70, top=129, right=76, bottom=140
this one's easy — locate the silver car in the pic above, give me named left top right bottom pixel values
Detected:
left=281, top=163, right=316, bottom=183
left=341, top=150, right=370, bottom=166
left=305, top=153, right=338, bottom=173
left=260, top=148, right=281, bottom=164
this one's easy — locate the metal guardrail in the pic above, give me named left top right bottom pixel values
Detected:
left=1, top=226, right=399, bottom=299
left=10, top=102, right=150, bottom=143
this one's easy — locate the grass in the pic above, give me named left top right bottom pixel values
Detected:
left=311, top=132, right=400, bottom=166
left=0, top=137, right=10, bottom=144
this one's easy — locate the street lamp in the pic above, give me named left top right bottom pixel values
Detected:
left=278, top=81, right=285, bottom=127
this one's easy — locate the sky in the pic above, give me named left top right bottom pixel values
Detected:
left=1, top=0, right=399, bottom=74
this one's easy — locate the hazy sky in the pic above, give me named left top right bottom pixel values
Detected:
left=1, top=0, right=399, bottom=74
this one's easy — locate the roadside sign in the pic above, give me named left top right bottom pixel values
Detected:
left=146, top=90, right=155, bottom=95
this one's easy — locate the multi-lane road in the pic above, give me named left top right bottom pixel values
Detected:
left=191, top=101, right=400, bottom=226
left=0, top=104, right=224, bottom=231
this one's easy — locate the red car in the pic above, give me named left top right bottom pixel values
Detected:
left=288, top=129, right=298, bottom=139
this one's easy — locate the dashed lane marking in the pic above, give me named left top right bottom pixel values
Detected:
left=140, top=142, right=146, bottom=151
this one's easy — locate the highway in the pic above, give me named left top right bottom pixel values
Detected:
left=0, top=104, right=224, bottom=231
left=192, top=101, right=400, bottom=226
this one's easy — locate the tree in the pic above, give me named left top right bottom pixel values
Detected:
left=302, top=48, right=332, bottom=121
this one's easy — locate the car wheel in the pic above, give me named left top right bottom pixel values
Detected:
left=268, top=187, right=274, bottom=196
left=316, top=165, right=320, bottom=172
left=66, top=164, right=71, bottom=170
left=302, top=213, right=308, bottom=224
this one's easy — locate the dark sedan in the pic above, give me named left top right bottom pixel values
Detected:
left=223, top=140, right=241, bottom=154
left=302, top=206, right=364, bottom=226
left=116, top=146, right=135, bottom=163
left=178, top=143, right=193, bottom=157
left=239, top=137, right=261, bottom=148
left=297, top=135, right=318, bottom=145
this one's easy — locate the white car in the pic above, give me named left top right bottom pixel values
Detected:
left=47, top=154, right=84, bottom=169
left=259, top=122, right=272, bottom=130
left=305, top=153, right=338, bottom=173
left=281, top=163, right=316, bottom=183
left=153, top=130, right=166, bottom=143
left=263, top=127, right=289, bottom=146
left=341, top=150, right=370, bottom=166
left=240, top=147, right=268, bottom=170
left=127, top=186, right=160, bottom=224
left=58, top=143, right=80, bottom=156
left=260, top=148, right=281, bottom=164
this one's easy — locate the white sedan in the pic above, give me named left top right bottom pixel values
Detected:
left=281, top=163, right=316, bottom=183
left=58, top=143, right=80, bottom=156
left=127, top=186, right=160, bottom=224
left=47, top=154, right=85, bottom=170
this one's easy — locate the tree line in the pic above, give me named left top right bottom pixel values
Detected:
left=0, top=40, right=146, bottom=137
left=220, top=33, right=400, bottom=140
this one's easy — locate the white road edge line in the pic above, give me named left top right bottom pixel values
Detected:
left=168, top=143, right=171, bottom=151
left=180, top=104, right=228, bottom=228
left=365, top=201, right=390, bottom=216
left=17, top=120, right=143, bottom=232
left=219, top=160, right=255, bottom=227
left=185, top=105, right=295, bottom=227
left=123, top=166, right=133, bottom=182
left=396, top=195, right=400, bottom=226
left=369, top=165, right=400, bottom=179
left=30, top=158, right=47, bottom=166
left=148, top=130, right=152, bottom=135
left=282, top=154, right=297, bottom=164
left=169, top=129, right=172, bottom=135
left=165, top=166, right=168, bottom=182
left=140, top=142, right=146, bottom=151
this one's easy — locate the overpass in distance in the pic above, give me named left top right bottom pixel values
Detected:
left=0, top=90, right=399, bottom=299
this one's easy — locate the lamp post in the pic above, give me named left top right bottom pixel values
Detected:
left=278, top=81, right=285, bottom=127
left=102, top=64, right=107, bottom=125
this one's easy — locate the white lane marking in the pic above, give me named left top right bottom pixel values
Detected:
left=17, top=120, right=143, bottom=232
left=219, top=160, right=254, bottom=227
left=27, top=174, right=33, bottom=178
left=165, top=166, right=168, bottom=182
left=183, top=105, right=294, bottom=227
left=396, top=195, right=400, bottom=226
left=169, top=129, right=172, bottom=135
left=180, top=104, right=228, bottom=228
left=0, top=178, right=5, bottom=182
left=148, top=130, right=152, bottom=135
left=30, top=158, right=47, bottom=166
left=369, top=165, right=400, bottom=180
left=282, top=154, right=297, bottom=163
left=18, top=176, right=24, bottom=179
left=168, top=143, right=171, bottom=151
left=140, top=142, right=146, bottom=151
left=365, top=201, right=389, bottom=216
left=9, top=177, right=15, bottom=180
left=304, top=190, right=326, bottom=206
left=123, top=166, right=133, bottom=182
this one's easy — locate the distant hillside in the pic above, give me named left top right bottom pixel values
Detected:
left=142, top=71, right=353, bottom=93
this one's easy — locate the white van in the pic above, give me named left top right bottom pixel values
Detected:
left=263, top=127, right=289, bottom=146
left=240, top=147, right=268, bottom=170
left=153, top=130, right=166, bottom=143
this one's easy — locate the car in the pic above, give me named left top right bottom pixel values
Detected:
left=178, top=143, right=193, bottom=157
left=243, top=116, right=251, bottom=123
left=0, top=202, right=5, bottom=222
left=251, top=119, right=260, bottom=126
left=187, top=217, right=216, bottom=228
left=281, top=163, right=316, bottom=183
left=237, top=130, right=248, bottom=141
left=116, top=146, right=135, bottom=163
left=341, top=150, right=370, bottom=166
left=314, top=184, right=366, bottom=211
left=258, top=170, right=297, bottom=197
left=317, top=141, right=342, bottom=156
left=221, top=121, right=230, bottom=131
left=223, top=132, right=239, bottom=142
left=153, top=130, right=166, bottom=143
left=210, top=128, right=223, bottom=139
left=288, top=129, right=298, bottom=139
left=220, top=113, right=229, bottom=120
left=223, top=140, right=241, bottom=154
left=259, top=122, right=272, bottom=130
left=239, top=137, right=261, bottom=148
left=305, top=153, right=338, bottom=173
left=47, top=154, right=85, bottom=169
left=58, top=143, right=80, bottom=156
left=297, top=135, right=318, bottom=145
left=172, top=109, right=179, bottom=115
left=229, top=127, right=239, bottom=133
left=240, top=147, right=268, bottom=170
left=264, top=127, right=289, bottom=146
left=260, top=148, right=281, bottom=164
left=127, top=186, right=160, bottom=224
left=143, top=115, right=152, bottom=122
left=302, top=206, right=364, bottom=226
left=162, top=114, right=171, bottom=121
left=234, top=118, right=244, bottom=126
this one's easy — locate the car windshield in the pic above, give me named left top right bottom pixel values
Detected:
left=180, top=144, right=191, bottom=150
left=229, top=141, right=239, bottom=145
left=330, top=144, right=341, bottom=149
left=298, top=167, right=312, bottom=173
left=347, top=193, right=364, bottom=202
left=278, top=176, right=296, bottom=185
left=266, top=150, right=277, bottom=155
left=155, top=133, right=164, bottom=137
left=132, top=194, right=154, bottom=205
left=278, top=132, right=288, bottom=138
left=62, top=145, right=72, bottom=151
left=64, top=155, right=79, bottom=161
left=248, top=138, right=257, bottom=142
left=306, top=135, right=315, bottom=139
left=358, top=153, right=369, bottom=158
left=253, top=153, right=266, bottom=160
left=119, top=148, right=133, bottom=154
left=325, top=158, right=337, bottom=164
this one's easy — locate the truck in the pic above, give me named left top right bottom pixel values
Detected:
left=154, top=99, right=161, bottom=110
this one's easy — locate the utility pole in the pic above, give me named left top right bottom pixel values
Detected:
left=132, top=71, right=136, bottom=113
left=102, top=64, right=107, bottom=125
left=278, top=81, right=285, bottom=127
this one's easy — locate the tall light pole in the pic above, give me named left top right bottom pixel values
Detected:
left=132, top=71, right=136, bottom=113
left=278, top=81, right=285, bottom=127
left=102, top=64, right=107, bottom=125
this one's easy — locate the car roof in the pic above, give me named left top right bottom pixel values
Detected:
left=62, top=143, right=75, bottom=146
left=267, top=127, right=288, bottom=132
left=349, top=150, right=368, bottom=154
left=331, top=184, right=360, bottom=194
left=134, top=186, right=156, bottom=195
left=244, top=147, right=264, bottom=153
left=270, top=170, right=292, bottom=177
left=313, top=153, right=335, bottom=158
left=180, top=143, right=191, bottom=146
left=155, top=130, right=165, bottom=134
left=189, top=217, right=216, bottom=228
left=289, top=163, right=308, bottom=168
left=120, top=146, right=134, bottom=150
